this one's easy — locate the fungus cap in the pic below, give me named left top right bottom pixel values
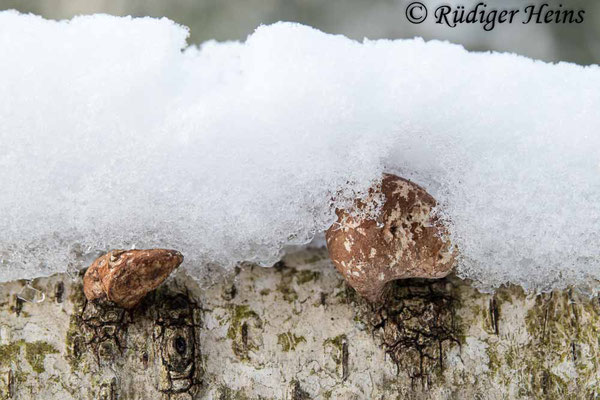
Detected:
left=83, top=249, right=184, bottom=308
left=326, top=174, right=456, bottom=302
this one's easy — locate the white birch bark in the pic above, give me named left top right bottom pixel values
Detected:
left=0, top=248, right=598, bottom=399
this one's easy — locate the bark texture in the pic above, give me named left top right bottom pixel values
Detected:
left=0, top=248, right=598, bottom=399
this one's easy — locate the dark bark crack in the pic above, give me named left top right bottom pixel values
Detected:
left=67, top=282, right=203, bottom=399
left=363, top=277, right=460, bottom=387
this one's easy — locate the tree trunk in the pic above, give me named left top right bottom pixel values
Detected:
left=0, top=248, right=598, bottom=399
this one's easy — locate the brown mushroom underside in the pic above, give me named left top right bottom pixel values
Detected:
left=326, top=174, right=457, bottom=303
left=83, top=248, right=184, bottom=309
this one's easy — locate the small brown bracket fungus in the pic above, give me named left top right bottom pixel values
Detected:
left=83, top=249, right=184, bottom=309
left=326, top=174, right=457, bottom=303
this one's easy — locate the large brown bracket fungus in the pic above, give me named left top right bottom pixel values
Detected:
left=326, top=174, right=457, bottom=303
left=83, top=249, right=184, bottom=309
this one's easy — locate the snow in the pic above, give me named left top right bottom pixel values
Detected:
left=0, top=11, right=599, bottom=293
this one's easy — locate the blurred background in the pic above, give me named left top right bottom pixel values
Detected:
left=1, top=0, right=598, bottom=64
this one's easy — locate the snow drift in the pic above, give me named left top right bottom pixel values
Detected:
left=1, top=11, right=599, bottom=293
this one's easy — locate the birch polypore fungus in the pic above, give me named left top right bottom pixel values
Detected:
left=83, top=249, right=184, bottom=309
left=326, top=174, right=456, bottom=303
